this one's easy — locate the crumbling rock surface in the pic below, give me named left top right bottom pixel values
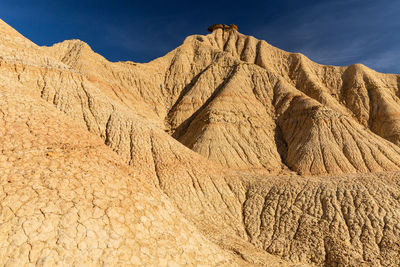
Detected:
left=1, top=18, right=400, bottom=266
left=242, top=174, right=400, bottom=266
left=0, top=88, right=244, bottom=266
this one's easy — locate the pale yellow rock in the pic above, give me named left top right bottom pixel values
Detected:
left=0, top=86, right=245, bottom=266
left=1, top=18, right=400, bottom=266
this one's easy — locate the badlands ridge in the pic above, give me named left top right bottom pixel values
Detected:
left=1, top=19, right=400, bottom=266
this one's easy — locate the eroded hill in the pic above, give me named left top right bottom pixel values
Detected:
left=1, top=19, right=400, bottom=266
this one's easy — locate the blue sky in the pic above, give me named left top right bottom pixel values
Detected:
left=1, top=0, right=399, bottom=74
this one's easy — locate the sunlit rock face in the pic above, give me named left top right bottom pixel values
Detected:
left=1, top=19, right=400, bottom=266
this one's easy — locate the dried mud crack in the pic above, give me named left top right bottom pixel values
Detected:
left=1, top=19, right=400, bottom=266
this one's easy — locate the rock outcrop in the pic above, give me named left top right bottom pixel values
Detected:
left=1, top=19, right=400, bottom=266
left=208, top=24, right=238, bottom=32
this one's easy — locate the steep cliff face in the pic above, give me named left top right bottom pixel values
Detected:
left=1, top=19, right=400, bottom=266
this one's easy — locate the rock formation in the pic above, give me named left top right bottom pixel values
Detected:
left=208, top=24, right=238, bottom=32
left=1, top=19, right=400, bottom=266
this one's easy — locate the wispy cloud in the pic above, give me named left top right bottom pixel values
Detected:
left=252, top=0, right=400, bottom=73
left=362, top=50, right=400, bottom=74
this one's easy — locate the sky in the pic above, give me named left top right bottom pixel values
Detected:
left=1, top=0, right=399, bottom=74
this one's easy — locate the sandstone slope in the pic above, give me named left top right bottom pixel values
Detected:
left=0, top=81, right=248, bottom=266
left=1, top=18, right=400, bottom=266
